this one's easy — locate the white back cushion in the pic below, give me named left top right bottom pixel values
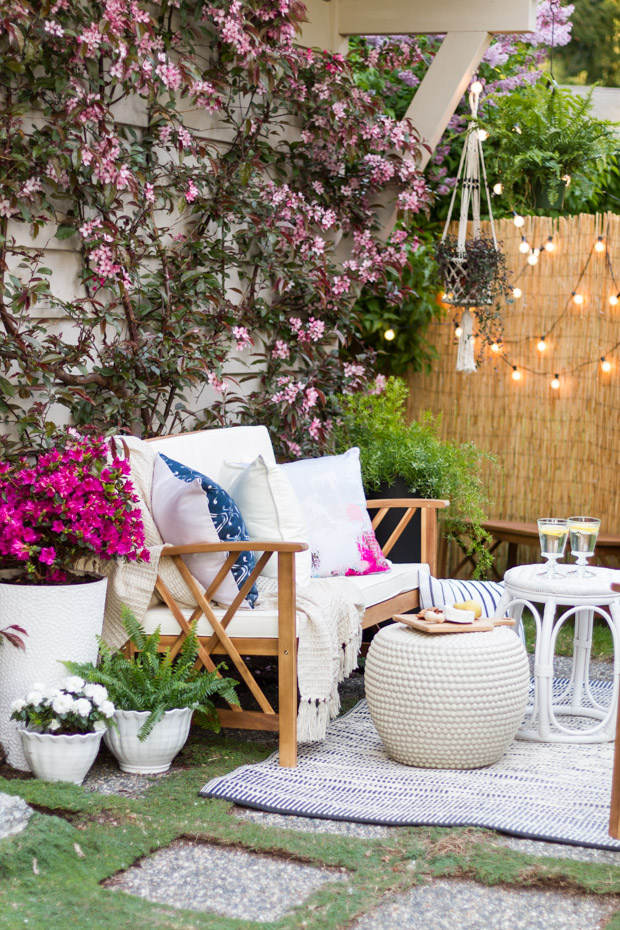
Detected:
left=148, top=425, right=275, bottom=479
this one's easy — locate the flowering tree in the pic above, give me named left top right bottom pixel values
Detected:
left=0, top=0, right=430, bottom=459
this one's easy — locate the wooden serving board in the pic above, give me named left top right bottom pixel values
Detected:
left=394, top=614, right=516, bottom=634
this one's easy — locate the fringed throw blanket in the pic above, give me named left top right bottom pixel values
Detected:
left=101, top=435, right=365, bottom=743
left=257, top=577, right=364, bottom=743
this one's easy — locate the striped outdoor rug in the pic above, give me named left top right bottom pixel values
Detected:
left=201, top=683, right=620, bottom=851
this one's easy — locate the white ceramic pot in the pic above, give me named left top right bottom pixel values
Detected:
left=19, top=728, right=104, bottom=785
left=104, top=707, right=193, bottom=774
left=0, top=574, right=107, bottom=770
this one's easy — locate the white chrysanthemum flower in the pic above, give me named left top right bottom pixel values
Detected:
left=83, top=683, right=108, bottom=705
left=10, top=698, right=26, bottom=713
left=49, top=719, right=61, bottom=732
left=43, top=687, right=61, bottom=702
left=52, top=693, right=74, bottom=715
left=100, top=700, right=116, bottom=718
left=72, top=698, right=92, bottom=718
left=61, top=676, right=85, bottom=693
left=26, top=690, right=43, bottom=707
left=93, top=720, right=107, bottom=732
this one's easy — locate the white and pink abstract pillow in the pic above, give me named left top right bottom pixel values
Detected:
left=281, top=448, right=389, bottom=578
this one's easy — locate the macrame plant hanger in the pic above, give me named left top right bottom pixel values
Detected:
left=440, top=84, right=498, bottom=372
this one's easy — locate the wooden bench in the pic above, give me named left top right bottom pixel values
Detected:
left=450, top=519, right=620, bottom=580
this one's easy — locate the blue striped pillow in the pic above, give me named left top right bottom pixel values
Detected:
left=418, top=574, right=504, bottom=617
left=418, top=574, right=525, bottom=645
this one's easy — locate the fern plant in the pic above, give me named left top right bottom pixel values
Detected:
left=65, top=607, right=239, bottom=740
left=480, top=82, right=619, bottom=212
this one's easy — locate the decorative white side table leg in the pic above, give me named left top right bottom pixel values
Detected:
left=534, top=599, right=557, bottom=741
left=571, top=608, right=593, bottom=711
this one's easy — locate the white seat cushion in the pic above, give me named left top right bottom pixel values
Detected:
left=143, top=562, right=425, bottom=639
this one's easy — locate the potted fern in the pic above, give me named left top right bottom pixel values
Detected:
left=480, top=82, right=619, bottom=212
left=66, top=608, right=239, bottom=774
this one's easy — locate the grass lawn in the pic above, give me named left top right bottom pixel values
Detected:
left=521, top=612, right=615, bottom=661
left=1, top=702, right=620, bottom=929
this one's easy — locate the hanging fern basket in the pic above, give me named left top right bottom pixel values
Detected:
left=435, top=235, right=502, bottom=308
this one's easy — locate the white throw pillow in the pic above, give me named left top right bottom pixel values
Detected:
left=221, top=455, right=312, bottom=586
left=281, top=448, right=390, bottom=578
left=150, top=453, right=244, bottom=607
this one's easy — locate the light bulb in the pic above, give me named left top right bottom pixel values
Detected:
left=470, top=80, right=483, bottom=95
left=601, top=357, right=612, bottom=372
left=527, top=250, right=539, bottom=266
left=544, top=237, right=555, bottom=252
left=454, top=325, right=463, bottom=338
left=572, top=291, right=584, bottom=305
left=477, top=128, right=489, bottom=141
left=537, top=338, right=546, bottom=352
left=513, top=213, right=525, bottom=228
left=595, top=236, right=605, bottom=253
left=513, top=287, right=522, bottom=299
left=491, top=342, right=500, bottom=353
left=562, top=174, right=571, bottom=187
left=493, top=182, right=503, bottom=195
left=609, top=294, right=619, bottom=307
left=511, top=367, right=522, bottom=381
left=519, top=237, right=530, bottom=254
left=551, top=374, right=560, bottom=390
left=384, top=328, right=395, bottom=341
left=442, top=292, right=453, bottom=303
left=513, top=124, right=522, bottom=134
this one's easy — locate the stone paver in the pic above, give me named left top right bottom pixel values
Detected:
left=0, top=792, right=31, bottom=840
left=106, top=839, right=348, bottom=922
left=349, top=878, right=619, bottom=930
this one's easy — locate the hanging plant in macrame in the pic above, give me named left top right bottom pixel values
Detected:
left=434, top=86, right=511, bottom=372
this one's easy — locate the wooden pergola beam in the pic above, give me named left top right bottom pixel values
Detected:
left=336, top=0, right=536, bottom=36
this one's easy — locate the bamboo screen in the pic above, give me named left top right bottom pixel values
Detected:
left=407, top=212, right=620, bottom=539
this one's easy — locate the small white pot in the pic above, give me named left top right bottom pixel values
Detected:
left=104, top=707, right=193, bottom=774
left=19, top=728, right=104, bottom=785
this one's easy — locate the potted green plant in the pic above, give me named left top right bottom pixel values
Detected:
left=480, top=82, right=619, bottom=212
left=67, top=608, right=239, bottom=774
left=334, top=377, right=495, bottom=576
left=0, top=429, right=148, bottom=771
left=10, top=677, right=116, bottom=784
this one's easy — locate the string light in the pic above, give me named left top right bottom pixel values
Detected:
left=493, top=182, right=503, bottom=195
left=490, top=342, right=501, bottom=353
left=609, top=293, right=619, bottom=307
left=454, top=323, right=463, bottom=338
left=384, top=328, right=395, bottom=341
left=561, top=174, right=571, bottom=187
left=572, top=291, right=584, bottom=305
left=513, top=212, right=525, bottom=228
left=544, top=236, right=555, bottom=253
left=513, top=125, right=522, bottom=134
left=513, top=286, right=522, bottom=299
left=511, top=366, right=522, bottom=381
left=601, top=357, right=612, bottom=372
left=519, top=237, right=530, bottom=255
left=551, top=373, right=560, bottom=390
left=527, top=249, right=539, bottom=266
left=537, top=337, right=547, bottom=352
left=595, top=236, right=606, bottom=253
left=470, top=79, right=483, bottom=95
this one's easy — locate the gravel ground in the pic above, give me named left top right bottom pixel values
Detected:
left=348, top=878, right=619, bottom=930
left=106, top=838, right=348, bottom=922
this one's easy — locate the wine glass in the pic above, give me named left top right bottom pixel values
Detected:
left=568, top=516, right=600, bottom=578
left=537, top=518, right=569, bottom=578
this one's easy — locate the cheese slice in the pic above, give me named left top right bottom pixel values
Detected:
left=443, top=605, right=476, bottom=624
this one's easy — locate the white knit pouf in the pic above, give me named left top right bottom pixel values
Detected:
left=365, top=623, right=530, bottom=769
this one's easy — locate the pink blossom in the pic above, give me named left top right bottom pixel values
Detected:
left=233, top=325, right=251, bottom=350
left=39, top=547, right=56, bottom=565
left=144, top=183, right=155, bottom=204
left=44, top=20, right=64, bottom=38
left=272, top=340, right=290, bottom=360
left=185, top=179, right=199, bottom=203
left=207, top=371, right=225, bottom=393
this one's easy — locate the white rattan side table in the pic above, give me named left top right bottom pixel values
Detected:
left=493, top=563, right=620, bottom=743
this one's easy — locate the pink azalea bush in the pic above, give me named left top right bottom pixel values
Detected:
left=0, top=432, right=148, bottom=583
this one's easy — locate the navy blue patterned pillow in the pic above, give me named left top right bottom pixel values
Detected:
left=159, top=454, right=258, bottom=608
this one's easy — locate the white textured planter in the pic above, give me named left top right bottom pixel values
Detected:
left=104, top=707, right=193, bottom=774
left=0, top=575, right=107, bottom=770
left=19, top=728, right=104, bottom=784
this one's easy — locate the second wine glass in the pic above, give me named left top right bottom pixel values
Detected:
left=568, top=516, right=600, bottom=578
left=537, top=518, right=569, bottom=578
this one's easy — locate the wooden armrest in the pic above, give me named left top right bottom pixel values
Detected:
left=161, top=540, right=308, bottom=556
left=366, top=498, right=450, bottom=509
left=366, top=498, right=449, bottom=576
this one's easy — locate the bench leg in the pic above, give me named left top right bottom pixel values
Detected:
left=278, top=552, right=298, bottom=767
